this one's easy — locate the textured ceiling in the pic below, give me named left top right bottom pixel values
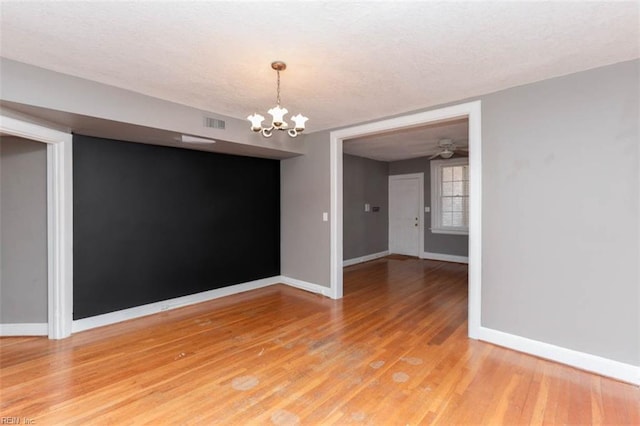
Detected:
left=344, top=118, right=468, bottom=162
left=0, top=1, right=638, bottom=133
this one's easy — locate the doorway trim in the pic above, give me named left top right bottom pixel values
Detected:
left=388, top=173, right=424, bottom=257
left=0, top=112, right=73, bottom=339
left=329, top=100, right=482, bottom=338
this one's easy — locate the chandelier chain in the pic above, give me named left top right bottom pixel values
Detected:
left=276, top=70, right=281, bottom=106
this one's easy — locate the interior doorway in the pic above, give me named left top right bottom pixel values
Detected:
left=0, top=111, right=73, bottom=339
left=329, top=101, right=482, bottom=339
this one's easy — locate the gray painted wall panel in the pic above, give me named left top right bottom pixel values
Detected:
left=389, top=156, right=468, bottom=257
left=0, top=137, right=48, bottom=323
left=481, top=60, right=639, bottom=365
left=343, top=154, right=389, bottom=260
left=281, top=131, right=331, bottom=288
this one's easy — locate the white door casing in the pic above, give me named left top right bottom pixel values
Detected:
left=388, top=173, right=424, bottom=256
left=330, top=100, right=482, bottom=339
left=0, top=111, right=73, bottom=339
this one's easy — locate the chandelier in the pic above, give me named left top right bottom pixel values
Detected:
left=247, top=61, right=308, bottom=138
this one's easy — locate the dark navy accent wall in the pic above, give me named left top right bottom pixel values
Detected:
left=73, top=135, right=280, bottom=319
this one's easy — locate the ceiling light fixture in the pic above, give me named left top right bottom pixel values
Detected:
left=247, top=61, right=308, bottom=138
left=180, top=135, right=217, bottom=144
left=440, top=148, right=454, bottom=159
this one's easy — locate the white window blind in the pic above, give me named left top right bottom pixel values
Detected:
left=431, top=158, right=469, bottom=235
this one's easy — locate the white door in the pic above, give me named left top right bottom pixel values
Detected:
left=389, top=173, right=423, bottom=256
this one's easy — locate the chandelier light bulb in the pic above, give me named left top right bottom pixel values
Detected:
left=291, top=114, right=308, bottom=131
left=268, top=105, right=288, bottom=128
left=248, top=61, right=307, bottom=138
left=247, top=113, right=265, bottom=131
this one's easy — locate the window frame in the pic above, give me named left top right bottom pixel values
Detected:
left=430, top=157, right=469, bottom=235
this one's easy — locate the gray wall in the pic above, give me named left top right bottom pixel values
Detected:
left=343, top=154, right=389, bottom=260
left=389, top=156, right=468, bottom=257
left=281, top=131, right=331, bottom=288
left=481, top=60, right=639, bottom=365
left=0, top=137, right=48, bottom=323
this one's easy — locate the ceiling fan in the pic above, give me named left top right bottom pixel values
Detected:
left=428, top=138, right=468, bottom=159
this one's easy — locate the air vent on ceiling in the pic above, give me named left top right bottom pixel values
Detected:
left=203, top=116, right=225, bottom=130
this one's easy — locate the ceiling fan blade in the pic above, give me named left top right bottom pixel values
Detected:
left=455, top=149, right=469, bottom=157
left=428, top=152, right=441, bottom=160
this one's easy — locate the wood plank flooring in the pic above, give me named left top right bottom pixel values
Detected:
left=1, top=257, right=638, bottom=425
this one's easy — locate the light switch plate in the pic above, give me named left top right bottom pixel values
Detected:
left=425, top=206, right=430, bottom=213
left=322, top=212, right=328, bottom=222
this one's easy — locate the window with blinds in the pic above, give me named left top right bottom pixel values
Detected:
left=430, top=158, right=469, bottom=234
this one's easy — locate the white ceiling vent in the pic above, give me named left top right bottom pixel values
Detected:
left=203, top=116, right=225, bottom=130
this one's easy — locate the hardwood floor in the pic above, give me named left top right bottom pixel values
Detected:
left=1, top=257, right=638, bottom=425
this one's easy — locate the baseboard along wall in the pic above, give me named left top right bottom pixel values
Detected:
left=421, top=251, right=469, bottom=264
left=278, top=275, right=333, bottom=297
left=72, top=276, right=280, bottom=333
left=0, top=323, right=48, bottom=336
left=343, top=251, right=390, bottom=267
left=477, top=326, right=640, bottom=386
left=72, top=275, right=332, bottom=334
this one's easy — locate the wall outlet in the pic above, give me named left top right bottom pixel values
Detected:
left=364, top=203, right=371, bottom=212
left=425, top=206, right=430, bottom=213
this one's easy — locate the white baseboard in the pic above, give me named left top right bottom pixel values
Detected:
left=279, top=275, right=332, bottom=297
left=72, top=276, right=281, bottom=333
left=0, top=323, right=48, bottom=336
left=343, top=250, right=389, bottom=267
left=421, top=251, right=468, bottom=264
left=478, top=326, right=640, bottom=385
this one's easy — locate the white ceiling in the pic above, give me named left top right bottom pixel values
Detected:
left=344, top=118, right=468, bottom=162
left=0, top=1, right=638, bottom=135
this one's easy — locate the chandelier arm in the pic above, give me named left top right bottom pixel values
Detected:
left=287, top=129, right=298, bottom=138
left=262, top=128, right=273, bottom=138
